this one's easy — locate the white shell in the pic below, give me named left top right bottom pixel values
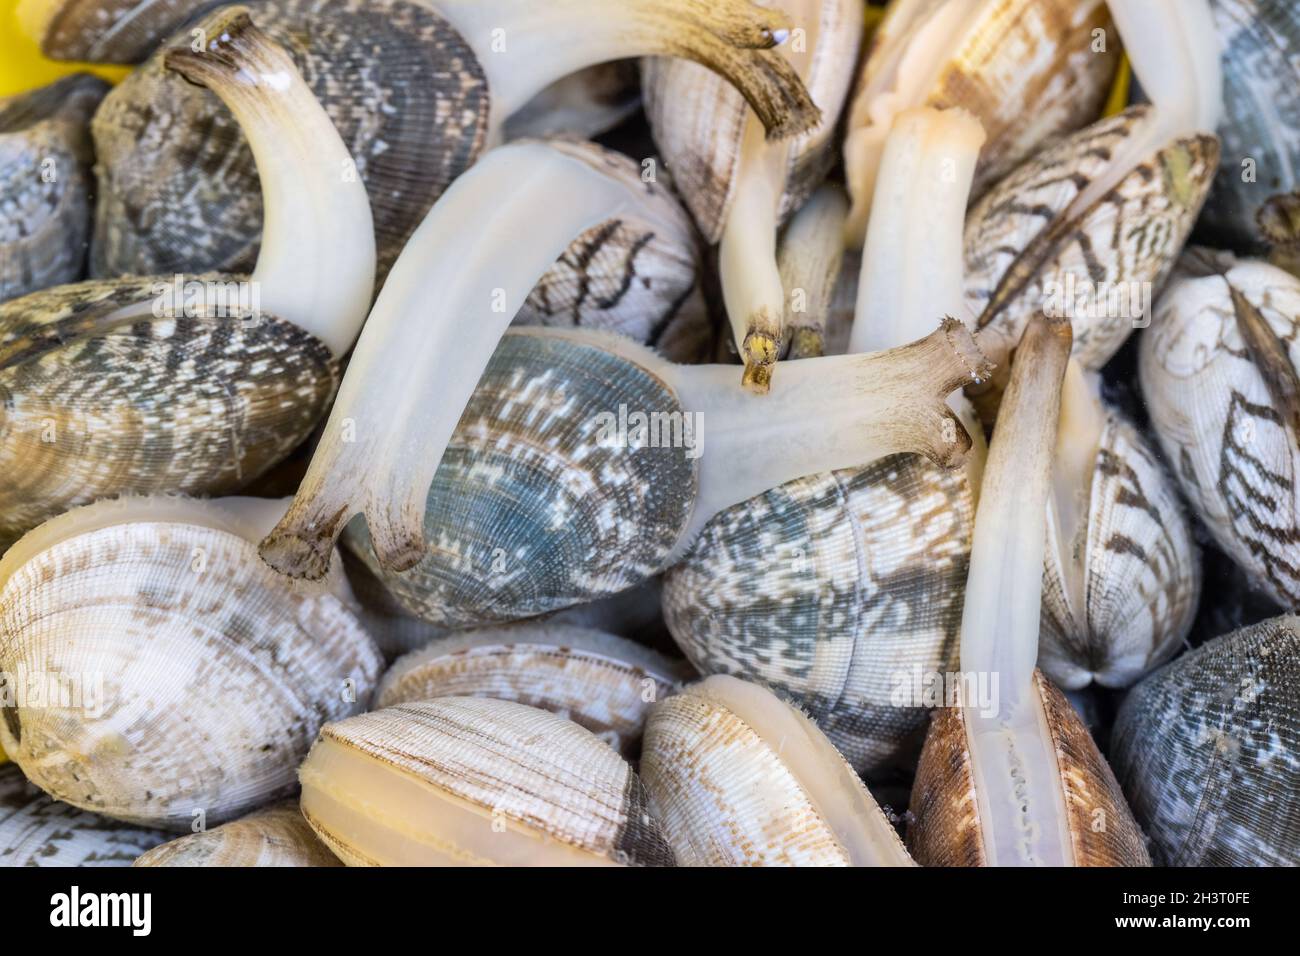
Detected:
left=132, top=801, right=340, bottom=867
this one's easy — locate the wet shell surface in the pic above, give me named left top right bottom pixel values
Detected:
left=90, top=0, right=487, bottom=280
left=0, top=497, right=383, bottom=829
left=0, top=275, right=339, bottom=542
left=640, top=675, right=915, bottom=866
left=0, top=764, right=168, bottom=866
left=0, top=74, right=108, bottom=303
left=908, top=669, right=1151, bottom=866
left=298, top=697, right=677, bottom=866
left=1041, top=412, right=1202, bottom=689
left=1111, top=614, right=1300, bottom=866
left=374, top=623, right=691, bottom=758
left=662, top=454, right=973, bottom=773
left=1139, top=250, right=1300, bottom=606
left=344, top=331, right=698, bottom=629
left=964, top=107, right=1220, bottom=370
left=132, top=800, right=340, bottom=866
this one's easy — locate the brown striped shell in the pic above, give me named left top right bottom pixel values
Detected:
left=1111, top=614, right=1300, bottom=866
left=90, top=0, right=487, bottom=281
left=1139, top=250, right=1300, bottom=606
left=0, top=275, right=338, bottom=542
left=132, top=801, right=340, bottom=866
left=374, top=623, right=692, bottom=758
left=0, top=74, right=107, bottom=303
left=908, top=669, right=1151, bottom=866
left=23, top=0, right=226, bottom=63
left=661, top=455, right=973, bottom=773
left=640, top=675, right=915, bottom=866
left=1041, top=411, right=1202, bottom=689
left=0, top=764, right=168, bottom=866
left=297, top=697, right=676, bottom=866
left=0, top=496, right=383, bottom=829
left=964, top=107, right=1221, bottom=370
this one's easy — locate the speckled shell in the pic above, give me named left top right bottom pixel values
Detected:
left=641, top=0, right=862, bottom=242
left=640, top=675, right=914, bottom=866
left=965, top=107, right=1220, bottom=369
left=1111, top=614, right=1300, bottom=866
left=1041, top=412, right=1202, bottom=689
left=344, top=332, right=699, bottom=629
left=132, top=801, right=340, bottom=866
left=1201, top=0, right=1300, bottom=251
left=0, top=501, right=383, bottom=829
left=0, top=764, right=168, bottom=866
left=908, top=669, right=1151, bottom=866
left=512, top=139, right=705, bottom=362
left=374, top=623, right=691, bottom=758
left=0, top=74, right=107, bottom=303
left=1139, top=251, right=1300, bottom=606
left=662, top=454, right=972, bottom=773
left=0, top=276, right=338, bottom=541
left=90, top=0, right=488, bottom=281
left=25, top=0, right=226, bottom=63
left=298, top=697, right=676, bottom=866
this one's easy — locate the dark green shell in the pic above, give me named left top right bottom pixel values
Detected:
left=346, top=332, right=699, bottom=628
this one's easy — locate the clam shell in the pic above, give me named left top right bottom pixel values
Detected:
left=0, top=497, right=383, bottom=828
left=374, top=623, right=691, bottom=757
left=640, top=675, right=914, bottom=866
left=23, top=0, right=226, bottom=63
left=1040, top=412, right=1202, bottom=689
left=132, top=800, right=340, bottom=866
left=1112, top=614, right=1300, bottom=866
left=344, top=331, right=699, bottom=628
left=90, top=0, right=487, bottom=281
left=662, top=454, right=972, bottom=773
left=503, top=62, right=641, bottom=142
left=0, top=276, right=338, bottom=541
left=298, top=697, right=676, bottom=866
left=0, top=74, right=108, bottom=303
left=0, top=764, right=168, bottom=866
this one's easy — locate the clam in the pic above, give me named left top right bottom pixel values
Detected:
left=504, top=62, right=641, bottom=142
left=1139, top=248, right=1300, bottom=607
left=0, top=495, right=383, bottom=828
left=0, top=74, right=107, bottom=304
left=132, top=801, right=340, bottom=866
left=0, top=764, right=167, bottom=866
left=298, top=697, right=676, bottom=866
left=643, top=0, right=863, bottom=389
left=908, top=314, right=1150, bottom=866
left=80, top=0, right=817, bottom=281
left=1111, top=613, right=1300, bottom=866
left=374, top=623, right=692, bottom=757
left=842, top=0, right=1120, bottom=246
left=778, top=182, right=850, bottom=359
left=0, top=8, right=375, bottom=543
left=641, top=675, right=915, bottom=866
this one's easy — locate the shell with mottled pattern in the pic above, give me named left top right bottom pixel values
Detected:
left=297, top=697, right=677, bottom=866
left=640, top=675, right=914, bottom=866
left=1111, top=614, right=1300, bottom=866
left=0, top=496, right=383, bottom=829
left=132, top=801, right=340, bottom=867
left=0, top=74, right=107, bottom=303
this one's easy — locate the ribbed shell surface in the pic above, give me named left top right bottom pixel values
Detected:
left=0, top=764, right=168, bottom=866
left=90, top=0, right=488, bottom=280
left=305, top=698, right=676, bottom=866
left=132, top=801, right=340, bottom=866
left=1040, top=414, right=1202, bottom=688
left=0, top=521, right=382, bottom=828
left=1201, top=0, right=1300, bottom=250
left=662, top=454, right=972, bottom=772
left=964, top=108, right=1221, bottom=369
left=346, top=333, right=699, bottom=628
left=374, top=624, right=689, bottom=757
left=31, top=0, right=226, bottom=63
left=0, top=75, right=107, bottom=304
left=1112, top=615, right=1300, bottom=866
left=0, top=275, right=338, bottom=541
left=1139, top=257, right=1300, bottom=606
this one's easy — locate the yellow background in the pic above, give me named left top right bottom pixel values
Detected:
left=0, top=0, right=128, bottom=96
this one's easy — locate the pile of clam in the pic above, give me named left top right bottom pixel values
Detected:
left=1, top=0, right=1297, bottom=868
